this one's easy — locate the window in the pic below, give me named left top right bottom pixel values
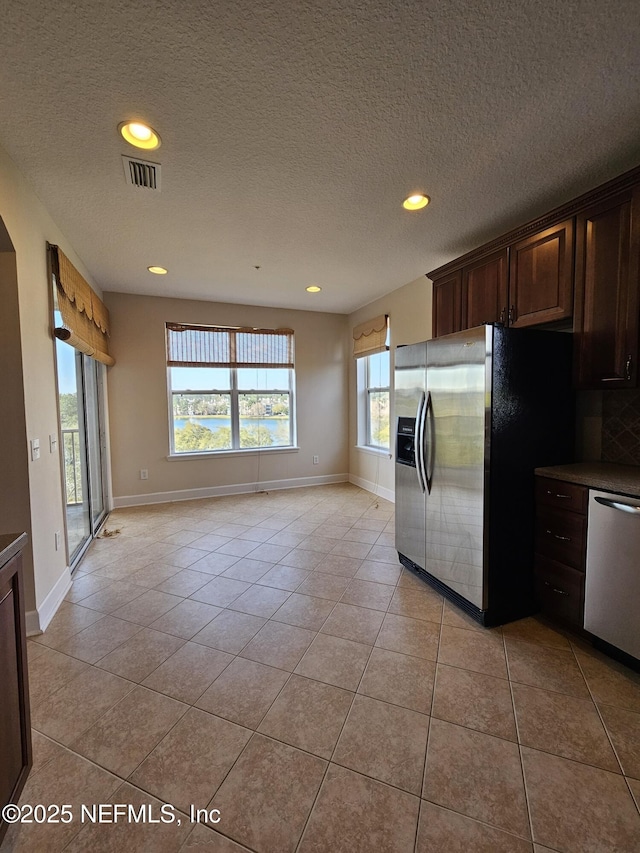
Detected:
left=362, top=350, right=390, bottom=449
left=166, top=324, right=295, bottom=454
left=353, top=314, right=390, bottom=450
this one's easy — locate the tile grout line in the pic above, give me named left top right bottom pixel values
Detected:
left=415, top=607, right=445, bottom=852
left=293, top=551, right=399, bottom=853
left=407, top=588, right=543, bottom=848
left=503, top=629, right=537, bottom=848
left=571, top=645, right=640, bottom=816
left=39, top=490, right=606, bottom=852
left=37, top=622, right=627, bottom=804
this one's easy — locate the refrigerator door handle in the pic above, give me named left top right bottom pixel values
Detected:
left=424, top=391, right=434, bottom=494
left=414, top=392, right=426, bottom=493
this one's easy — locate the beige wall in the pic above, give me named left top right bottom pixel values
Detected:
left=0, top=143, right=101, bottom=618
left=104, top=292, right=350, bottom=503
left=348, top=275, right=432, bottom=499
left=0, top=249, right=32, bottom=603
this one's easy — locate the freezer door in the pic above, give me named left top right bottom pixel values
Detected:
left=394, top=342, right=427, bottom=570
left=425, top=327, right=487, bottom=608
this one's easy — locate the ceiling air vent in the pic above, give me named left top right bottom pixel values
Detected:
left=121, top=155, right=161, bottom=191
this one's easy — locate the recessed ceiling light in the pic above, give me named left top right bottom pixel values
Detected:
left=402, top=193, right=430, bottom=211
left=119, top=121, right=161, bottom=150
left=306, top=285, right=322, bottom=293
left=147, top=265, right=168, bottom=275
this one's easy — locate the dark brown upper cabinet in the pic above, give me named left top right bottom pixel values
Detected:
left=574, top=188, right=640, bottom=389
left=461, top=249, right=508, bottom=329
left=432, top=270, right=462, bottom=338
left=509, top=220, right=574, bottom=328
left=428, top=165, right=640, bottom=385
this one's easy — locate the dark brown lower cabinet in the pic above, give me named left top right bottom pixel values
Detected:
left=0, top=535, right=31, bottom=845
left=534, top=554, right=585, bottom=627
left=534, top=478, right=587, bottom=630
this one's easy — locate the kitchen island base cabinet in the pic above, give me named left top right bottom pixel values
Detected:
left=0, top=535, right=31, bottom=845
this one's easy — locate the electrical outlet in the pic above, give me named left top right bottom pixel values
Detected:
left=313, top=455, right=319, bottom=464
left=140, top=469, right=149, bottom=480
left=55, top=531, right=61, bottom=550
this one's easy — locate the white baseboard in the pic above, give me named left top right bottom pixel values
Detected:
left=348, top=474, right=395, bottom=504
left=26, top=566, right=73, bottom=636
left=113, top=473, right=350, bottom=508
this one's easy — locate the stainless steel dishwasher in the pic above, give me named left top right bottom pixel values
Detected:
left=584, top=489, right=640, bottom=660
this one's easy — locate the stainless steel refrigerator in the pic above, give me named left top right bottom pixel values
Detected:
left=395, top=324, right=574, bottom=626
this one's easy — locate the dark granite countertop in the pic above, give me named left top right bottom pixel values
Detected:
left=535, top=463, right=640, bottom=498
left=0, top=532, right=28, bottom=566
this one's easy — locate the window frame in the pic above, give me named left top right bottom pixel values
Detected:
left=357, top=350, right=390, bottom=452
left=365, top=355, right=390, bottom=450
left=167, top=365, right=297, bottom=456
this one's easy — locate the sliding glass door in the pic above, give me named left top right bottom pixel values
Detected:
left=55, top=339, right=107, bottom=565
left=84, top=357, right=106, bottom=530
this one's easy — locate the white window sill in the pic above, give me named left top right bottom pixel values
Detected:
left=355, top=444, right=393, bottom=459
left=168, top=446, right=300, bottom=461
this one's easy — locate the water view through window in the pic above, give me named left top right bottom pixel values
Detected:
left=170, top=367, right=293, bottom=452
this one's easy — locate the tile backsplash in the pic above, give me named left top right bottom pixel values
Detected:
left=601, top=389, right=640, bottom=465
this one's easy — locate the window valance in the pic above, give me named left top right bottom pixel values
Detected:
left=353, top=314, right=388, bottom=358
left=49, top=244, right=114, bottom=366
left=166, top=323, right=294, bottom=369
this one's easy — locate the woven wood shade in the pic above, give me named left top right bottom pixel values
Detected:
left=353, top=314, right=388, bottom=358
left=166, top=323, right=294, bottom=368
left=50, top=245, right=114, bottom=366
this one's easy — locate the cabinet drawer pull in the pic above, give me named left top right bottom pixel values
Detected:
left=546, top=490, right=571, bottom=499
left=543, top=581, right=569, bottom=596
left=545, top=529, right=571, bottom=541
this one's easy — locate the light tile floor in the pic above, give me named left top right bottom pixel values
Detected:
left=4, top=483, right=640, bottom=852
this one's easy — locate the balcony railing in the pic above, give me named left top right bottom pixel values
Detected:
left=62, top=428, right=83, bottom=506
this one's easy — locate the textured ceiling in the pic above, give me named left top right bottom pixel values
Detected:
left=1, top=0, right=639, bottom=313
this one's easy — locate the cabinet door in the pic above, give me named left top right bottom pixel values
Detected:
left=0, top=553, right=31, bottom=846
left=574, top=188, right=640, bottom=388
left=534, top=555, right=585, bottom=628
left=535, top=508, right=587, bottom=569
left=509, top=219, right=574, bottom=327
left=461, top=250, right=508, bottom=329
left=432, top=271, right=462, bottom=338
left=0, top=578, right=23, bottom=822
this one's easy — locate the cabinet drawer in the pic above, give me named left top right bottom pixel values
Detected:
left=535, top=508, right=587, bottom=568
left=534, top=555, right=584, bottom=628
left=535, top=477, right=587, bottom=514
